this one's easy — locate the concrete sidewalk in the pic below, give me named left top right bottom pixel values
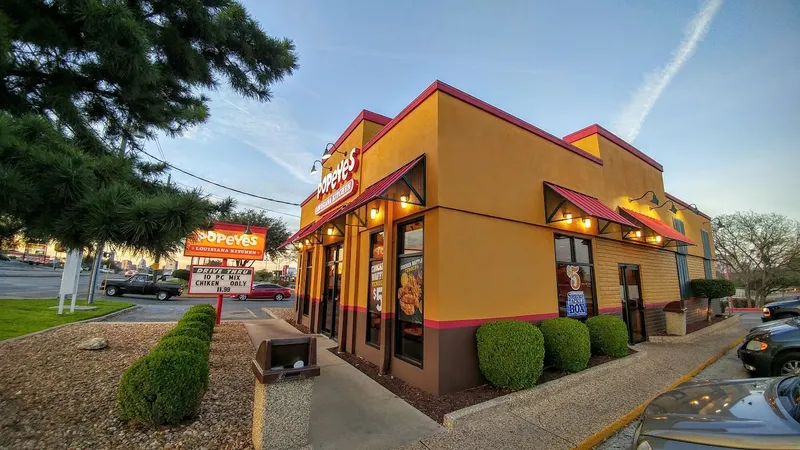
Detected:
left=400, top=321, right=748, bottom=450
left=242, top=320, right=443, bottom=450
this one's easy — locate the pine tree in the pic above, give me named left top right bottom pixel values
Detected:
left=0, top=0, right=298, bottom=258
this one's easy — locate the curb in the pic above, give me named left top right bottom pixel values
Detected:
left=443, top=348, right=648, bottom=430
left=0, top=305, right=139, bottom=344
left=648, top=314, right=741, bottom=343
left=573, top=335, right=745, bottom=450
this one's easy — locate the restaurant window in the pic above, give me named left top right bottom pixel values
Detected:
left=554, top=235, right=596, bottom=319
left=366, top=231, right=384, bottom=348
left=701, top=230, right=713, bottom=279
left=396, top=219, right=423, bottom=365
left=673, top=219, right=691, bottom=298
left=302, top=249, right=313, bottom=315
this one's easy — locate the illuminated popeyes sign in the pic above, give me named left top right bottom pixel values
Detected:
left=184, top=222, right=268, bottom=259
left=315, top=147, right=360, bottom=215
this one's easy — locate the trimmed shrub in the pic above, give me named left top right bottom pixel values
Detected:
left=540, top=318, right=591, bottom=373
left=172, top=269, right=190, bottom=281
left=154, top=336, right=210, bottom=361
left=476, top=320, right=545, bottom=389
left=160, top=324, right=211, bottom=343
left=186, top=303, right=216, bottom=316
left=689, top=279, right=735, bottom=299
left=585, top=315, right=629, bottom=357
left=179, top=312, right=215, bottom=334
left=117, top=351, right=209, bottom=425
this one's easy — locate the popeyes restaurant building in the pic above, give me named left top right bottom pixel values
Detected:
left=279, top=80, right=716, bottom=396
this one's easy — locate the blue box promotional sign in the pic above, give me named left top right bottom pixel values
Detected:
left=566, top=291, right=587, bottom=317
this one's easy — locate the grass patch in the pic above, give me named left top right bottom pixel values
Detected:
left=0, top=298, right=134, bottom=341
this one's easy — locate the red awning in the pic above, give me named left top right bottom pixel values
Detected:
left=619, top=207, right=696, bottom=246
left=277, top=221, right=317, bottom=249
left=338, top=155, right=424, bottom=217
left=544, top=182, right=638, bottom=228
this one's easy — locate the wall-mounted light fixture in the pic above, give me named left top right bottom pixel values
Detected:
left=326, top=226, right=334, bottom=236
left=400, top=195, right=408, bottom=208
left=583, top=218, right=592, bottom=228
left=565, top=213, right=573, bottom=224
left=244, top=224, right=253, bottom=235
left=635, top=230, right=642, bottom=238
left=370, top=207, right=379, bottom=220
left=650, top=200, right=678, bottom=214
left=305, top=239, right=310, bottom=245
left=321, top=143, right=347, bottom=161
left=655, top=235, right=662, bottom=243
left=629, top=190, right=660, bottom=206
left=310, top=160, right=332, bottom=175
left=678, top=203, right=700, bottom=215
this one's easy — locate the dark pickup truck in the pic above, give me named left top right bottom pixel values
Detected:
left=101, top=274, right=183, bottom=301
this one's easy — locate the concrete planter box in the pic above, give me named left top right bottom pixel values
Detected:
left=648, top=314, right=741, bottom=344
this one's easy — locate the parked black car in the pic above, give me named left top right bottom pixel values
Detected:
left=762, top=297, right=800, bottom=322
left=634, top=376, right=800, bottom=450
left=101, top=274, right=183, bottom=301
left=738, top=317, right=800, bottom=377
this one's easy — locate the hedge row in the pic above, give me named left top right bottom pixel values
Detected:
left=117, top=304, right=216, bottom=425
left=476, top=315, right=629, bottom=390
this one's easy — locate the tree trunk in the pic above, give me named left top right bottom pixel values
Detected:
left=745, top=286, right=753, bottom=308
left=707, top=298, right=713, bottom=321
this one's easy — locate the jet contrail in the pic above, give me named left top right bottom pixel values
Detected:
left=613, top=0, right=723, bottom=143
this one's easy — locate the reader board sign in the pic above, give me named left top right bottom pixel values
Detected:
left=188, top=265, right=254, bottom=295
left=184, top=222, right=267, bottom=260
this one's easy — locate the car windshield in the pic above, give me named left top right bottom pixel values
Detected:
left=778, top=376, right=800, bottom=422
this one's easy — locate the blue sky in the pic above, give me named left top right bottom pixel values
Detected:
left=147, top=0, right=800, bottom=231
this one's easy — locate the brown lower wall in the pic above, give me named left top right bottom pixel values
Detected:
left=685, top=298, right=709, bottom=324
left=437, top=325, right=484, bottom=394
left=644, top=306, right=666, bottom=336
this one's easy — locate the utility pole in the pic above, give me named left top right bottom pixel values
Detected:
left=87, top=133, right=129, bottom=304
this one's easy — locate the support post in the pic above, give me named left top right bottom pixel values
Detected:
left=216, top=258, right=228, bottom=325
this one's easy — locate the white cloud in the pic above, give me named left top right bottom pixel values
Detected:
left=613, top=0, right=724, bottom=142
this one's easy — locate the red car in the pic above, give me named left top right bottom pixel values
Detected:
left=232, top=283, right=291, bottom=301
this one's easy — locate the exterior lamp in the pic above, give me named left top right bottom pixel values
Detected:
left=565, top=213, right=573, bottom=224
left=583, top=218, right=592, bottom=228
left=370, top=207, right=379, bottom=219
left=678, top=203, right=700, bottom=215
left=327, top=226, right=333, bottom=236
left=635, top=230, right=642, bottom=238
left=629, top=190, right=660, bottom=206
left=321, top=143, right=347, bottom=161
left=650, top=200, right=678, bottom=214
left=400, top=195, right=408, bottom=208
left=244, top=225, right=252, bottom=235
left=310, top=159, right=331, bottom=175
left=655, top=235, right=662, bottom=243
left=305, top=239, right=310, bottom=245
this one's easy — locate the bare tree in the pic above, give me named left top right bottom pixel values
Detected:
left=714, top=212, right=800, bottom=307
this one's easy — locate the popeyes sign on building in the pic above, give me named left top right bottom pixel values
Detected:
left=184, top=222, right=268, bottom=260
left=314, top=147, right=360, bottom=215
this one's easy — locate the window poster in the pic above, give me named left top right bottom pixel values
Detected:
left=369, top=261, right=383, bottom=313
left=566, top=291, right=587, bottom=317
left=397, top=257, right=423, bottom=323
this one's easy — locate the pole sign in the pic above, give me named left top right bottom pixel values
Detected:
left=184, top=222, right=268, bottom=260
left=188, top=265, right=254, bottom=295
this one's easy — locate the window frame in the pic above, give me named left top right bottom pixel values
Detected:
left=302, top=249, right=313, bottom=316
left=366, top=229, right=384, bottom=349
left=395, top=216, right=424, bottom=367
left=553, top=234, right=598, bottom=319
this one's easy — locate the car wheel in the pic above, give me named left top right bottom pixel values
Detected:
left=274, top=293, right=284, bottom=302
left=105, top=286, right=118, bottom=297
left=156, top=291, right=170, bottom=301
left=774, top=352, right=800, bottom=376
left=237, top=294, right=248, bottom=301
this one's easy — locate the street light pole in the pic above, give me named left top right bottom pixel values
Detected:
left=87, top=134, right=129, bottom=304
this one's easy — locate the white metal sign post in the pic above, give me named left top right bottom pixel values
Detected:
left=57, top=248, right=83, bottom=315
left=188, top=266, right=254, bottom=295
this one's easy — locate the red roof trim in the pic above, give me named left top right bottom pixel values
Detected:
left=544, top=182, right=639, bottom=228
left=664, top=193, right=711, bottom=220
left=362, top=81, right=603, bottom=166
left=563, top=124, right=663, bottom=172
left=339, top=155, right=424, bottom=218
left=277, top=221, right=316, bottom=249
left=619, top=207, right=696, bottom=246
left=299, top=110, right=392, bottom=207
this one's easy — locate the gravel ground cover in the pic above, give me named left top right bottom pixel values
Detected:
left=0, top=322, right=255, bottom=449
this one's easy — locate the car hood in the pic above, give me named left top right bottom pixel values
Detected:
left=640, top=377, right=800, bottom=449
left=767, top=299, right=800, bottom=308
left=749, top=318, right=800, bottom=337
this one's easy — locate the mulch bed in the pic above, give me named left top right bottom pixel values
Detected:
left=0, top=322, right=255, bottom=449
left=685, top=315, right=728, bottom=334
left=329, top=347, right=633, bottom=423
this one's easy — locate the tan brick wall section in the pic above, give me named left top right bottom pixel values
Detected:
left=594, top=239, right=681, bottom=309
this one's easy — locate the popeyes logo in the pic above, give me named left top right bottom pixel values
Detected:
left=184, top=222, right=267, bottom=259
left=566, top=265, right=582, bottom=290
left=195, top=230, right=260, bottom=247
left=317, top=148, right=360, bottom=199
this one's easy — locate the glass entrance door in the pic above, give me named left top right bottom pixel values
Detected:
left=619, top=265, right=646, bottom=344
left=321, top=244, right=343, bottom=339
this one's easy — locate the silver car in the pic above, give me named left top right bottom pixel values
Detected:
left=634, top=376, right=800, bottom=449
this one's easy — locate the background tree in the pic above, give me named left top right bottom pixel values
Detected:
left=714, top=212, right=800, bottom=307
left=216, top=209, right=292, bottom=267
left=0, top=1, right=297, bottom=260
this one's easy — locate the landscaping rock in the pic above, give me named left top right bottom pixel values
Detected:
left=77, top=337, right=108, bottom=350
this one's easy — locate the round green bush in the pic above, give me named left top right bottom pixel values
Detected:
left=540, top=317, right=590, bottom=373
left=476, top=320, right=545, bottom=389
left=160, top=324, right=211, bottom=343
left=179, top=311, right=215, bottom=334
left=117, top=350, right=209, bottom=425
left=585, top=315, right=629, bottom=357
left=154, top=336, right=209, bottom=361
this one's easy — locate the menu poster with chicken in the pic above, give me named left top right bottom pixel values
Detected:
left=397, top=257, right=423, bottom=323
